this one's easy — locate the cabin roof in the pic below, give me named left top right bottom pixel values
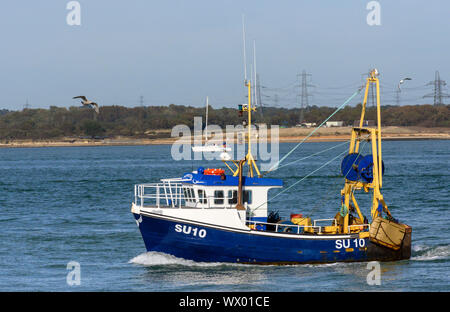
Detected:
left=181, top=172, right=283, bottom=187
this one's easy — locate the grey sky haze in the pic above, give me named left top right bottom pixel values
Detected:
left=0, top=0, right=448, bottom=110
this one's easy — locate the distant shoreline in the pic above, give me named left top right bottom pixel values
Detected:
left=1, top=126, right=448, bottom=148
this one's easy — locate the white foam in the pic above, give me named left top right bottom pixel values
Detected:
left=411, top=244, right=450, bottom=261
left=303, top=262, right=340, bottom=268
left=129, top=252, right=351, bottom=268
left=128, top=251, right=237, bottom=267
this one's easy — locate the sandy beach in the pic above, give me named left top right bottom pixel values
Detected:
left=0, top=126, right=448, bottom=148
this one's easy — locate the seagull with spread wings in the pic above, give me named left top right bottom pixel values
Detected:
left=398, top=78, right=412, bottom=91
left=73, top=96, right=99, bottom=114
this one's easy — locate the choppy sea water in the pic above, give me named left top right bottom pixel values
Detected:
left=0, top=140, right=448, bottom=291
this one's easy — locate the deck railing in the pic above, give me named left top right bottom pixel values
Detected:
left=246, top=219, right=370, bottom=235
left=134, top=181, right=240, bottom=209
left=135, top=182, right=185, bottom=208
left=246, top=219, right=320, bottom=234
left=347, top=224, right=371, bottom=232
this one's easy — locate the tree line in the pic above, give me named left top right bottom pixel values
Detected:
left=0, top=104, right=448, bottom=140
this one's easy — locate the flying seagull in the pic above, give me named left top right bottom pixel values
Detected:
left=73, top=96, right=99, bottom=114
left=398, top=78, right=412, bottom=91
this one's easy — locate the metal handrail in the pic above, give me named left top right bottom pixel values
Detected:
left=313, top=218, right=337, bottom=227
left=134, top=182, right=247, bottom=209
left=347, top=223, right=371, bottom=232
left=246, top=220, right=321, bottom=234
left=247, top=219, right=371, bottom=235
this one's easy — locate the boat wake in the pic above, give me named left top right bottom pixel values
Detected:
left=128, top=251, right=237, bottom=267
left=411, top=244, right=450, bottom=261
left=128, top=252, right=346, bottom=268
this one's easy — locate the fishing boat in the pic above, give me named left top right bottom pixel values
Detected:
left=131, top=69, right=412, bottom=264
left=191, top=96, right=231, bottom=153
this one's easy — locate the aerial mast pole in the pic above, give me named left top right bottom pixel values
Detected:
left=230, top=15, right=261, bottom=178
left=242, top=14, right=247, bottom=83
left=205, top=96, right=209, bottom=142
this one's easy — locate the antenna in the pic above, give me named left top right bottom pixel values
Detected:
left=205, top=96, right=209, bottom=141
left=242, top=14, right=248, bottom=82
left=253, top=40, right=258, bottom=110
left=250, top=63, right=253, bottom=102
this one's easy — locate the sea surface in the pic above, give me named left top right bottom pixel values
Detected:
left=0, top=140, right=448, bottom=291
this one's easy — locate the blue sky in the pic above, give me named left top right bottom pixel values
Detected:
left=0, top=0, right=448, bottom=110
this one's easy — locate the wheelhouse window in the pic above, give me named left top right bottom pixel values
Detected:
left=197, top=189, right=207, bottom=204
left=227, top=190, right=252, bottom=205
left=228, top=190, right=237, bottom=204
left=189, top=188, right=195, bottom=202
left=183, top=187, right=195, bottom=203
left=214, top=190, right=224, bottom=205
left=243, top=190, right=252, bottom=204
left=183, top=187, right=189, bottom=202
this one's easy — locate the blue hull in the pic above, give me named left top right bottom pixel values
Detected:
left=133, top=212, right=410, bottom=264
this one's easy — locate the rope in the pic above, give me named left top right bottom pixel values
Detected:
left=250, top=148, right=349, bottom=213
left=265, top=86, right=364, bottom=174
left=272, top=140, right=350, bottom=171
left=304, top=140, right=368, bottom=219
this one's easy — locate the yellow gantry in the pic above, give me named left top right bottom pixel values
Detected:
left=341, top=69, right=390, bottom=234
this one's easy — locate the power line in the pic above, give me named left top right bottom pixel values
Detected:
left=395, top=89, right=401, bottom=106
left=23, top=98, right=30, bottom=110
left=297, top=70, right=314, bottom=123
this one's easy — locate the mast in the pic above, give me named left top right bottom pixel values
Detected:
left=242, top=14, right=248, bottom=82
left=222, top=18, right=261, bottom=178
left=223, top=81, right=261, bottom=177
left=240, top=80, right=261, bottom=177
left=205, top=96, right=209, bottom=142
left=253, top=40, right=258, bottom=111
